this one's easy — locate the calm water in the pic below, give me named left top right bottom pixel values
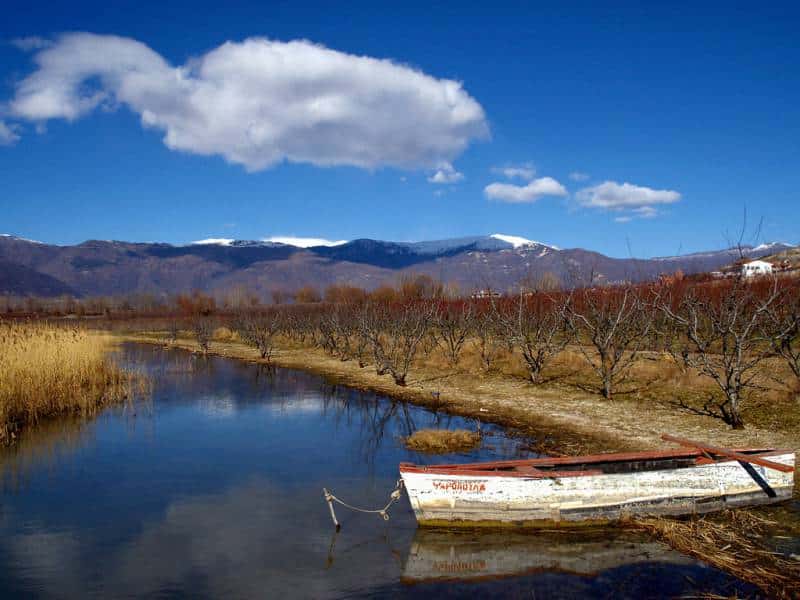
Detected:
left=0, top=344, right=756, bottom=598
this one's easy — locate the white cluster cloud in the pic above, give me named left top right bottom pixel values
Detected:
left=577, top=180, right=680, bottom=222
left=484, top=176, right=567, bottom=203
left=428, top=162, right=464, bottom=184
left=491, top=163, right=535, bottom=181
left=576, top=181, right=680, bottom=209
left=263, top=236, right=347, bottom=247
left=7, top=33, right=488, bottom=172
left=0, top=120, right=19, bottom=145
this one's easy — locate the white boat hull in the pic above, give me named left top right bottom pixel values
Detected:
left=400, top=452, right=795, bottom=527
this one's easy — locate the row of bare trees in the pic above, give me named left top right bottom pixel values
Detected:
left=185, top=276, right=800, bottom=430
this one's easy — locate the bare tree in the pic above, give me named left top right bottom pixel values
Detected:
left=658, top=277, right=782, bottom=428
left=567, top=285, right=652, bottom=400
left=432, top=301, right=473, bottom=368
left=235, top=310, right=283, bottom=362
left=193, top=318, right=213, bottom=355
left=320, top=303, right=365, bottom=363
left=764, top=285, right=800, bottom=385
left=471, top=303, right=502, bottom=372
left=361, top=301, right=434, bottom=386
left=497, top=292, right=571, bottom=384
left=165, top=320, right=180, bottom=345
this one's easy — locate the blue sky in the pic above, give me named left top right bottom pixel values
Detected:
left=1, top=1, right=798, bottom=257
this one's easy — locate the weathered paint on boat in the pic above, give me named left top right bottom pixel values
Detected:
left=399, top=447, right=795, bottom=527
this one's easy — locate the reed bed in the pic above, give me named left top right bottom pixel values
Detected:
left=403, top=428, right=481, bottom=453
left=634, top=510, right=800, bottom=598
left=0, top=321, right=138, bottom=444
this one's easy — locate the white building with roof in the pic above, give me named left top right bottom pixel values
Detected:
left=741, top=260, right=773, bottom=278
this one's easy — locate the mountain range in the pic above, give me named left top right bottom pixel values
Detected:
left=0, top=233, right=793, bottom=298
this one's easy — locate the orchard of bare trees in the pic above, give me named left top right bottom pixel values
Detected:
left=176, top=274, right=800, bottom=431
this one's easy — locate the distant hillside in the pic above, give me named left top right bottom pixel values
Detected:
left=0, top=259, right=76, bottom=297
left=0, top=234, right=793, bottom=298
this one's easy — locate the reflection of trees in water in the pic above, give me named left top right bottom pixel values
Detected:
left=0, top=396, right=154, bottom=492
left=0, top=416, right=91, bottom=491
left=317, top=384, right=462, bottom=470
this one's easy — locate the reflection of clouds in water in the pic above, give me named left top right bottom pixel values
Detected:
left=3, top=479, right=409, bottom=599
left=195, top=393, right=237, bottom=418
left=5, top=529, right=87, bottom=599
left=3, top=478, right=746, bottom=600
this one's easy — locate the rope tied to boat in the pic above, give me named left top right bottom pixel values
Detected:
left=322, top=479, right=404, bottom=529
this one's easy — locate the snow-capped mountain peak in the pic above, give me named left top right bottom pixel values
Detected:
left=191, top=238, right=236, bottom=246
left=490, top=233, right=558, bottom=250
left=0, top=233, right=43, bottom=244
left=262, top=236, right=348, bottom=248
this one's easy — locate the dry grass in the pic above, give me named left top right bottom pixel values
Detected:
left=212, top=326, right=239, bottom=342
left=403, top=428, right=482, bottom=453
left=634, top=510, right=800, bottom=598
left=0, top=321, right=140, bottom=444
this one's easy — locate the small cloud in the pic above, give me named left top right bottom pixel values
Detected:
left=633, top=206, right=659, bottom=219
left=0, top=121, right=20, bottom=146
left=614, top=207, right=659, bottom=223
left=491, top=163, right=536, bottom=181
left=10, top=36, right=51, bottom=51
left=428, top=163, right=464, bottom=184
left=576, top=180, right=680, bottom=210
left=569, top=171, right=589, bottom=181
left=576, top=180, right=679, bottom=222
left=263, top=236, right=347, bottom=247
left=484, top=176, right=568, bottom=203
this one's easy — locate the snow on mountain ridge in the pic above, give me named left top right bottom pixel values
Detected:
left=0, top=233, right=43, bottom=244
left=263, top=236, right=348, bottom=248
left=490, top=233, right=559, bottom=250
left=192, top=238, right=236, bottom=246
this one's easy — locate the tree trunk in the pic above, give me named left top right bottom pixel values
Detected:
left=601, top=375, right=612, bottom=400
left=726, top=390, right=745, bottom=429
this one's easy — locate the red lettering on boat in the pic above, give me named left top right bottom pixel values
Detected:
left=431, top=479, right=487, bottom=493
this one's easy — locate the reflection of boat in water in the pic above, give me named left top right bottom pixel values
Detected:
left=402, top=529, right=692, bottom=583
left=400, top=435, right=795, bottom=527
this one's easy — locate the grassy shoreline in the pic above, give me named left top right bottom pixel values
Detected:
left=0, top=322, right=142, bottom=445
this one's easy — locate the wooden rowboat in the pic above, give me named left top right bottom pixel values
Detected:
left=399, top=435, right=795, bottom=528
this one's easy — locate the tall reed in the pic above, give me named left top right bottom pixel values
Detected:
left=0, top=321, right=136, bottom=444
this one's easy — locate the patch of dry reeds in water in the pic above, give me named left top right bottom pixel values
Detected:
left=635, top=510, right=800, bottom=598
left=404, top=428, right=481, bottom=453
left=0, top=321, right=137, bottom=444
